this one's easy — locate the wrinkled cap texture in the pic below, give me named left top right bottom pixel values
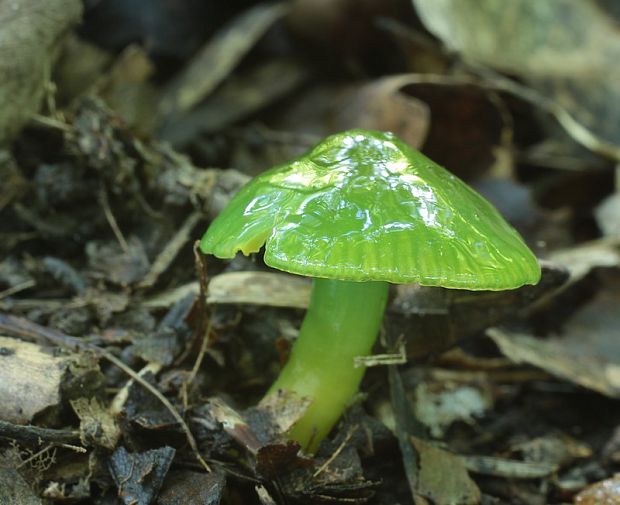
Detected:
left=200, top=129, right=541, bottom=290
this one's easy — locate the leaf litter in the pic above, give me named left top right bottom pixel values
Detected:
left=1, top=1, right=620, bottom=504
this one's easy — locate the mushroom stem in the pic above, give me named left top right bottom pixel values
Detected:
left=266, top=278, right=389, bottom=453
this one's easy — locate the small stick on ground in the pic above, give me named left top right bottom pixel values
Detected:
left=139, top=211, right=203, bottom=289
left=313, top=426, right=358, bottom=478
left=0, top=420, right=80, bottom=446
left=99, top=188, right=129, bottom=254
left=180, top=241, right=214, bottom=408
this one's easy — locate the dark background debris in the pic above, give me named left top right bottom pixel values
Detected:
left=1, top=1, right=620, bottom=503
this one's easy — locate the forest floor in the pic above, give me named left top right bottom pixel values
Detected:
left=2, top=1, right=620, bottom=504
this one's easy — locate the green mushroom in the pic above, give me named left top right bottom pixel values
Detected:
left=200, top=129, right=541, bottom=453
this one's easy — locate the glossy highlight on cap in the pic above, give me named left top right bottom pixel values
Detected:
left=200, top=129, right=541, bottom=290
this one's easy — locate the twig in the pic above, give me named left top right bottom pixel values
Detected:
left=57, top=443, right=87, bottom=453
left=29, top=114, right=72, bottom=133
left=0, top=280, right=35, bottom=300
left=354, top=339, right=407, bottom=368
left=312, top=425, right=358, bottom=478
left=182, top=314, right=214, bottom=408
left=0, top=420, right=79, bottom=446
left=175, top=241, right=211, bottom=368
left=98, top=188, right=129, bottom=254
left=180, top=242, right=213, bottom=408
left=101, top=350, right=211, bottom=472
left=138, top=211, right=203, bottom=289
left=109, top=362, right=163, bottom=416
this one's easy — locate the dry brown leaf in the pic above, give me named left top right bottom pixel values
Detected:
left=70, top=397, right=120, bottom=450
left=488, top=272, right=620, bottom=397
left=271, top=77, right=430, bottom=150
left=0, top=336, right=65, bottom=423
left=413, top=0, right=620, bottom=159
left=331, top=77, right=430, bottom=149
left=0, top=0, right=82, bottom=144
left=410, top=437, right=481, bottom=505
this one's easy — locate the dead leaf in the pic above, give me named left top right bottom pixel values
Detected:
left=287, top=0, right=410, bottom=63
left=280, top=445, right=376, bottom=503
left=271, top=78, right=430, bottom=150
left=108, top=446, right=175, bottom=505
left=511, top=434, right=592, bottom=469
left=413, top=0, right=620, bottom=159
left=208, top=397, right=263, bottom=454
left=331, top=78, right=430, bottom=149
left=488, top=272, right=620, bottom=397
left=389, top=366, right=480, bottom=504
left=53, top=34, right=112, bottom=105
left=410, top=437, right=481, bottom=505
left=97, top=45, right=157, bottom=134
left=86, top=237, right=150, bottom=287
left=42, top=477, right=91, bottom=502
left=157, top=470, right=225, bottom=505
left=70, top=397, right=120, bottom=450
left=258, top=388, right=313, bottom=436
left=0, top=464, right=43, bottom=505
left=0, top=336, right=66, bottom=423
left=160, top=57, right=309, bottom=146
left=548, top=237, right=620, bottom=283
left=255, top=441, right=307, bottom=479
left=0, top=0, right=82, bottom=144
left=404, top=81, right=506, bottom=180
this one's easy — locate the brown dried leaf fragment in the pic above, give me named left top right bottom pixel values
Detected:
left=0, top=0, right=82, bottom=144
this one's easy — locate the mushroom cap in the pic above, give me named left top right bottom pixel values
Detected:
left=200, top=129, right=541, bottom=290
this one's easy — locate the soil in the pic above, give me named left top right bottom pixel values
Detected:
left=1, top=1, right=620, bottom=504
